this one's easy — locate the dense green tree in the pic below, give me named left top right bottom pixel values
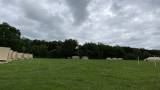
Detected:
left=80, top=43, right=99, bottom=59
left=0, top=22, right=160, bottom=60
left=0, top=22, right=22, bottom=51
left=61, top=39, right=78, bottom=58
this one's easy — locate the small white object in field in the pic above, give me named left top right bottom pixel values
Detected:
left=144, top=57, right=160, bottom=61
left=72, top=56, right=80, bottom=59
left=106, top=57, right=112, bottom=60
left=112, top=58, right=117, bottom=60
left=82, top=56, right=89, bottom=60
left=67, top=57, right=71, bottom=59
left=28, top=54, right=33, bottom=59
left=117, top=58, right=123, bottom=60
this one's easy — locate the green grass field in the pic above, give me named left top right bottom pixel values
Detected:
left=0, top=59, right=160, bottom=90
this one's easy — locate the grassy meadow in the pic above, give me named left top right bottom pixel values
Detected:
left=0, top=59, right=160, bottom=90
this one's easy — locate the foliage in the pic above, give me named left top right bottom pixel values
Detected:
left=0, top=22, right=159, bottom=60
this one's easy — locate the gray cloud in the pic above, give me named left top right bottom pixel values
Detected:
left=66, top=0, right=90, bottom=25
left=0, top=0, right=160, bottom=49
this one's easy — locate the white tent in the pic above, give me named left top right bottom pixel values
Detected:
left=17, top=53, right=24, bottom=59
left=72, top=56, right=80, bottom=59
left=29, top=54, right=33, bottom=59
left=106, top=57, right=112, bottom=60
left=0, top=47, right=11, bottom=62
left=11, top=51, right=18, bottom=60
left=8, top=50, right=13, bottom=61
left=23, top=53, right=27, bottom=59
left=23, top=53, right=31, bottom=59
left=117, top=58, right=123, bottom=60
left=144, top=57, right=160, bottom=61
left=0, top=47, right=33, bottom=63
left=81, top=56, right=89, bottom=60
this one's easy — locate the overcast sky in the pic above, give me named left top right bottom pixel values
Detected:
left=0, top=0, right=160, bottom=49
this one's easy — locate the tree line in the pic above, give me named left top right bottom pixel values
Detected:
left=0, top=22, right=160, bottom=60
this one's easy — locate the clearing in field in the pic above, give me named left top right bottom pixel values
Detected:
left=0, top=59, right=160, bottom=90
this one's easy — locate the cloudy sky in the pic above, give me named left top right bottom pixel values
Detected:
left=0, top=0, right=160, bottom=49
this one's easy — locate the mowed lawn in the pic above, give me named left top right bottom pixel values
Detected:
left=0, top=59, right=160, bottom=90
